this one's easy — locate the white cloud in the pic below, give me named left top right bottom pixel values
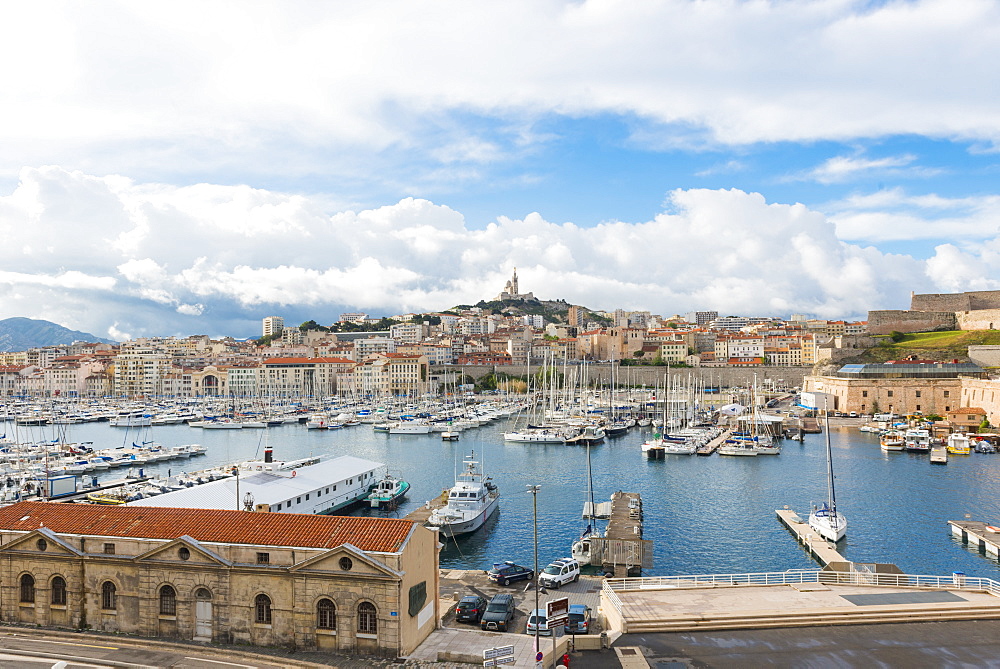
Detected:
left=803, top=154, right=930, bottom=185
left=7, top=166, right=997, bottom=336
left=826, top=188, right=1000, bottom=242
left=3, top=1, right=1000, bottom=181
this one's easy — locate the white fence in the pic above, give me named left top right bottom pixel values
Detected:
left=601, top=569, right=1000, bottom=616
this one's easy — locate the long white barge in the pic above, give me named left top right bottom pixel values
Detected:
left=127, top=454, right=385, bottom=515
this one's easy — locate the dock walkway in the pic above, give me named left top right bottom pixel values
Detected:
left=404, top=489, right=449, bottom=524
left=697, top=430, right=731, bottom=456
left=950, top=520, right=1000, bottom=559
left=776, top=508, right=846, bottom=566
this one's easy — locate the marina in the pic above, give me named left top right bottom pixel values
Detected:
left=2, top=402, right=1000, bottom=579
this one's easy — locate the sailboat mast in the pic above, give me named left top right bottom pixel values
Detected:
left=824, top=403, right=837, bottom=517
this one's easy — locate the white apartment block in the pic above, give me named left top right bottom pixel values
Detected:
left=113, top=347, right=171, bottom=397
left=355, top=337, right=396, bottom=358
left=390, top=323, right=427, bottom=345
left=521, top=314, right=544, bottom=328
left=658, top=342, right=688, bottom=362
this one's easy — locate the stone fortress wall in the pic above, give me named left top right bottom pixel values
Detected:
left=868, top=290, right=1000, bottom=335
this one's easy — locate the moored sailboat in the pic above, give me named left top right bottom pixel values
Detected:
left=809, top=408, right=847, bottom=542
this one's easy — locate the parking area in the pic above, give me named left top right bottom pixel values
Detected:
left=439, top=568, right=603, bottom=633
left=409, top=569, right=604, bottom=664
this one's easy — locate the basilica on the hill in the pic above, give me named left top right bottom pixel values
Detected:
left=494, top=268, right=535, bottom=302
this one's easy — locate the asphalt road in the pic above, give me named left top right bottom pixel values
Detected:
left=566, top=620, right=1000, bottom=668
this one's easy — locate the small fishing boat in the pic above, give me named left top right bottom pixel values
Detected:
left=366, top=476, right=411, bottom=508
left=880, top=429, right=905, bottom=452
left=946, top=433, right=972, bottom=455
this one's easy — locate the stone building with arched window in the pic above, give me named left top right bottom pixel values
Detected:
left=0, top=501, right=439, bottom=657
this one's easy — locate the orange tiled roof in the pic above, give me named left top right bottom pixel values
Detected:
left=0, top=501, right=414, bottom=553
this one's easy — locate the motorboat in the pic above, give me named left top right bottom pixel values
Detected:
left=947, top=433, right=972, bottom=455
left=366, top=475, right=411, bottom=508
left=880, top=429, right=905, bottom=452
left=425, top=451, right=499, bottom=537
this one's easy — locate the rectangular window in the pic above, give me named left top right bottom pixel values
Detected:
left=257, top=552, right=270, bottom=564
left=944, top=390, right=950, bottom=398
left=297, top=496, right=301, bottom=504
left=276, top=503, right=282, bottom=510
left=862, top=391, right=868, bottom=397
left=103, top=543, right=115, bottom=555
left=887, top=391, right=893, bottom=397
left=915, top=390, right=922, bottom=398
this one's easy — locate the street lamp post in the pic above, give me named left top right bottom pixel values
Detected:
left=527, top=484, right=541, bottom=663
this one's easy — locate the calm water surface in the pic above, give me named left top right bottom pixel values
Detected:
left=21, top=419, right=1000, bottom=578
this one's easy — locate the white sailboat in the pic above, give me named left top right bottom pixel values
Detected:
left=809, top=409, right=847, bottom=542
left=571, top=442, right=603, bottom=565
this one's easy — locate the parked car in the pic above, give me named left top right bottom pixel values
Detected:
left=480, top=593, right=516, bottom=631
left=567, top=604, right=592, bottom=634
left=526, top=608, right=550, bottom=636
left=455, top=594, right=488, bottom=623
left=538, top=558, right=580, bottom=589
left=488, top=561, right=535, bottom=586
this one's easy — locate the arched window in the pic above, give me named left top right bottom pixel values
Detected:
left=19, top=574, right=35, bottom=603
left=50, top=576, right=67, bottom=606
left=101, top=581, right=116, bottom=610
left=254, top=593, right=272, bottom=625
left=316, top=598, right=336, bottom=630
left=159, top=585, right=176, bottom=615
left=357, top=601, right=377, bottom=635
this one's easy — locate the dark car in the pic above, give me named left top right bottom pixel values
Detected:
left=480, top=593, right=516, bottom=631
left=455, top=594, right=488, bottom=623
left=487, top=561, right=534, bottom=586
left=567, top=604, right=592, bottom=634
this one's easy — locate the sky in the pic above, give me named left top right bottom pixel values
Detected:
left=3, top=0, right=1000, bottom=340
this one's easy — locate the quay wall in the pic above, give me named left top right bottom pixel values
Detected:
left=438, top=364, right=811, bottom=389
left=866, top=310, right=956, bottom=335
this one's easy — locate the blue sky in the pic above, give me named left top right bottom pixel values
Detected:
left=1, top=0, right=1000, bottom=339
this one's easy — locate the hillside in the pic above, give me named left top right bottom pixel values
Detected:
left=846, top=330, right=1000, bottom=364
left=0, top=317, right=116, bottom=351
left=452, top=298, right=610, bottom=325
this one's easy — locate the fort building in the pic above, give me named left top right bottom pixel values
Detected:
left=0, top=501, right=439, bottom=657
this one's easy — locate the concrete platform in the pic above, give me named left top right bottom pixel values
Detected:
left=603, top=578, right=1000, bottom=633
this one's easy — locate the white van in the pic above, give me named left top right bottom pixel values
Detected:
left=538, top=558, right=580, bottom=589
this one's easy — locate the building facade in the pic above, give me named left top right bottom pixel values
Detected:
left=0, top=502, right=438, bottom=657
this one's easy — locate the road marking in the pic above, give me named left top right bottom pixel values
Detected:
left=183, top=658, right=258, bottom=668
left=0, top=651, right=113, bottom=667
left=10, top=638, right=119, bottom=650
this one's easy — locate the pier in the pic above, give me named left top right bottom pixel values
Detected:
left=590, top=491, right=652, bottom=577
left=697, top=429, right=731, bottom=456
left=404, top=488, right=449, bottom=525
left=949, top=520, right=1000, bottom=559
left=776, top=508, right=847, bottom=566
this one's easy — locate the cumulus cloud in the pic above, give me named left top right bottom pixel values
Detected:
left=826, top=188, right=1000, bottom=242
left=5, top=166, right=1000, bottom=337
left=2, top=1, right=1000, bottom=183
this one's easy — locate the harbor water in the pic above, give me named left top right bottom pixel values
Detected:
left=16, top=419, right=1000, bottom=578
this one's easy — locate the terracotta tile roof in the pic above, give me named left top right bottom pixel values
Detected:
left=0, top=501, right=414, bottom=553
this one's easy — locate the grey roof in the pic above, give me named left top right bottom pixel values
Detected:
left=128, top=455, right=384, bottom=511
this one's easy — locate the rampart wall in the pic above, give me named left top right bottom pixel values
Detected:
left=866, top=310, right=956, bottom=335
left=911, top=290, right=1000, bottom=312
left=956, top=309, right=1000, bottom=331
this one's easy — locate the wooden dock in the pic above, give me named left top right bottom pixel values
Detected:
left=697, top=430, right=731, bottom=456
left=594, top=491, right=653, bottom=577
left=776, top=508, right=847, bottom=566
left=949, top=520, right=1000, bottom=559
left=404, top=489, right=449, bottom=524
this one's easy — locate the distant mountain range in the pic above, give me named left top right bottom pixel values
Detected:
left=0, top=317, right=116, bottom=352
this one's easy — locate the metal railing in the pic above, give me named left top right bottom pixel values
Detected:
left=601, top=569, right=1000, bottom=612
